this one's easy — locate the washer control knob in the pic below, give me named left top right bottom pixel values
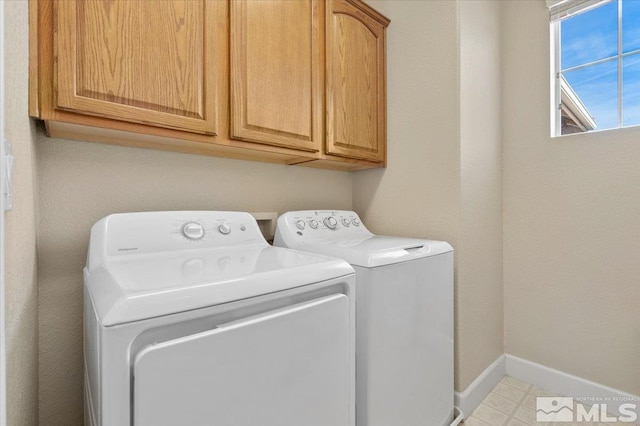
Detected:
left=218, top=224, right=231, bottom=235
left=324, top=217, right=338, bottom=229
left=182, top=222, right=205, bottom=240
left=341, top=218, right=351, bottom=227
left=309, top=219, right=319, bottom=229
left=352, top=218, right=361, bottom=226
left=295, top=220, right=306, bottom=230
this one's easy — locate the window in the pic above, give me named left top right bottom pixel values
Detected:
left=549, top=0, right=640, bottom=136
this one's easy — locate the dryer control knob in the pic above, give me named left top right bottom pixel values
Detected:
left=309, top=219, right=319, bottom=229
left=324, top=217, right=338, bottom=229
left=218, top=224, right=231, bottom=235
left=295, top=220, right=306, bottom=230
left=182, top=222, right=205, bottom=240
left=352, top=218, right=361, bottom=226
left=341, top=218, right=351, bottom=227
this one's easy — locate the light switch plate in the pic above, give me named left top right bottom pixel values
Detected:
left=3, top=139, right=12, bottom=212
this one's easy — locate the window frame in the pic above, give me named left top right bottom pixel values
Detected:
left=551, top=0, right=640, bottom=136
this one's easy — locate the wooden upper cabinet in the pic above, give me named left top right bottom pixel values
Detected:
left=32, top=0, right=389, bottom=170
left=230, top=0, right=322, bottom=152
left=55, top=0, right=220, bottom=135
left=326, top=0, right=389, bottom=163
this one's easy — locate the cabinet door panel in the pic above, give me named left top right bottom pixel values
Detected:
left=326, top=0, right=386, bottom=162
left=56, top=0, right=219, bottom=135
left=231, top=0, right=322, bottom=152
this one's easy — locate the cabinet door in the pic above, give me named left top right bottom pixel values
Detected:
left=230, top=0, right=322, bottom=152
left=326, top=0, right=388, bottom=162
left=55, top=0, right=220, bottom=135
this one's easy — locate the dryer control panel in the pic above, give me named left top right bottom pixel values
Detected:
left=88, top=211, right=267, bottom=266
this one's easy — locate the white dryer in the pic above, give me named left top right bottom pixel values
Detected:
left=84, top=211, right=355, bottom=426
left=274, top=210, right=454, bottom=426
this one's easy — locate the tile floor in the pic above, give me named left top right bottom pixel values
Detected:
left=462, top=376, right=637, bottom=426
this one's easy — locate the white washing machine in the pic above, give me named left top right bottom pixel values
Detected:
left=84, top=211, right=356, bottom=426
left=274, top=210, right=454, bottom=426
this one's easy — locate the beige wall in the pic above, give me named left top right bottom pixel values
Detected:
left=356, top=0, right=460, bottom=245
left=502, top=0, right=640, bottom=395
left=4, top=1, right=39, bottom=425
left=36, top=139, right=352, bottom=425
left=458, top=0, right=504, bottom=390
left=356, top=0, right=504, bottom=392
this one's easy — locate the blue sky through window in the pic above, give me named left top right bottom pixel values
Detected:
left=622, top=0, right=640, bottom=52
left=564, top=59, right=618, bottom=129
left=561, top=1, right=617, bottom=69
left=623, top=54, right=640, bottom=125
left=560, top=0, right=640, bottom=132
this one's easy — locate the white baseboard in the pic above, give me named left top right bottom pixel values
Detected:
left=505, top=354, right=640, bottom=415
left=455, top=354, right=639, bottom=419
left=455, top=354, right=506, bottom=417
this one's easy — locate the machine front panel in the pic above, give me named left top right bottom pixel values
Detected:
left=132, top=294, right=351, bottom=426
left=354, top=253, right=454, bottom=426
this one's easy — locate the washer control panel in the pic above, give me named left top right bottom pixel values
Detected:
left=275, top=210, right=372, bottom=243
left=324, top=216, right=338, bottom=229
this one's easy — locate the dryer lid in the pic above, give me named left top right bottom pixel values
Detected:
left=84, top=211, right=354, bottom=326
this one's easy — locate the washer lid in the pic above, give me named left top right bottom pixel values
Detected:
left=291, top=236, right=453, bottom=268
left=85, top=244, right=353, bottom=326
left=274, top=210, right=453, bottom=268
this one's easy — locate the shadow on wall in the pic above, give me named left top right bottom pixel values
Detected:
left=352, top=168, right=385, bottom=223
